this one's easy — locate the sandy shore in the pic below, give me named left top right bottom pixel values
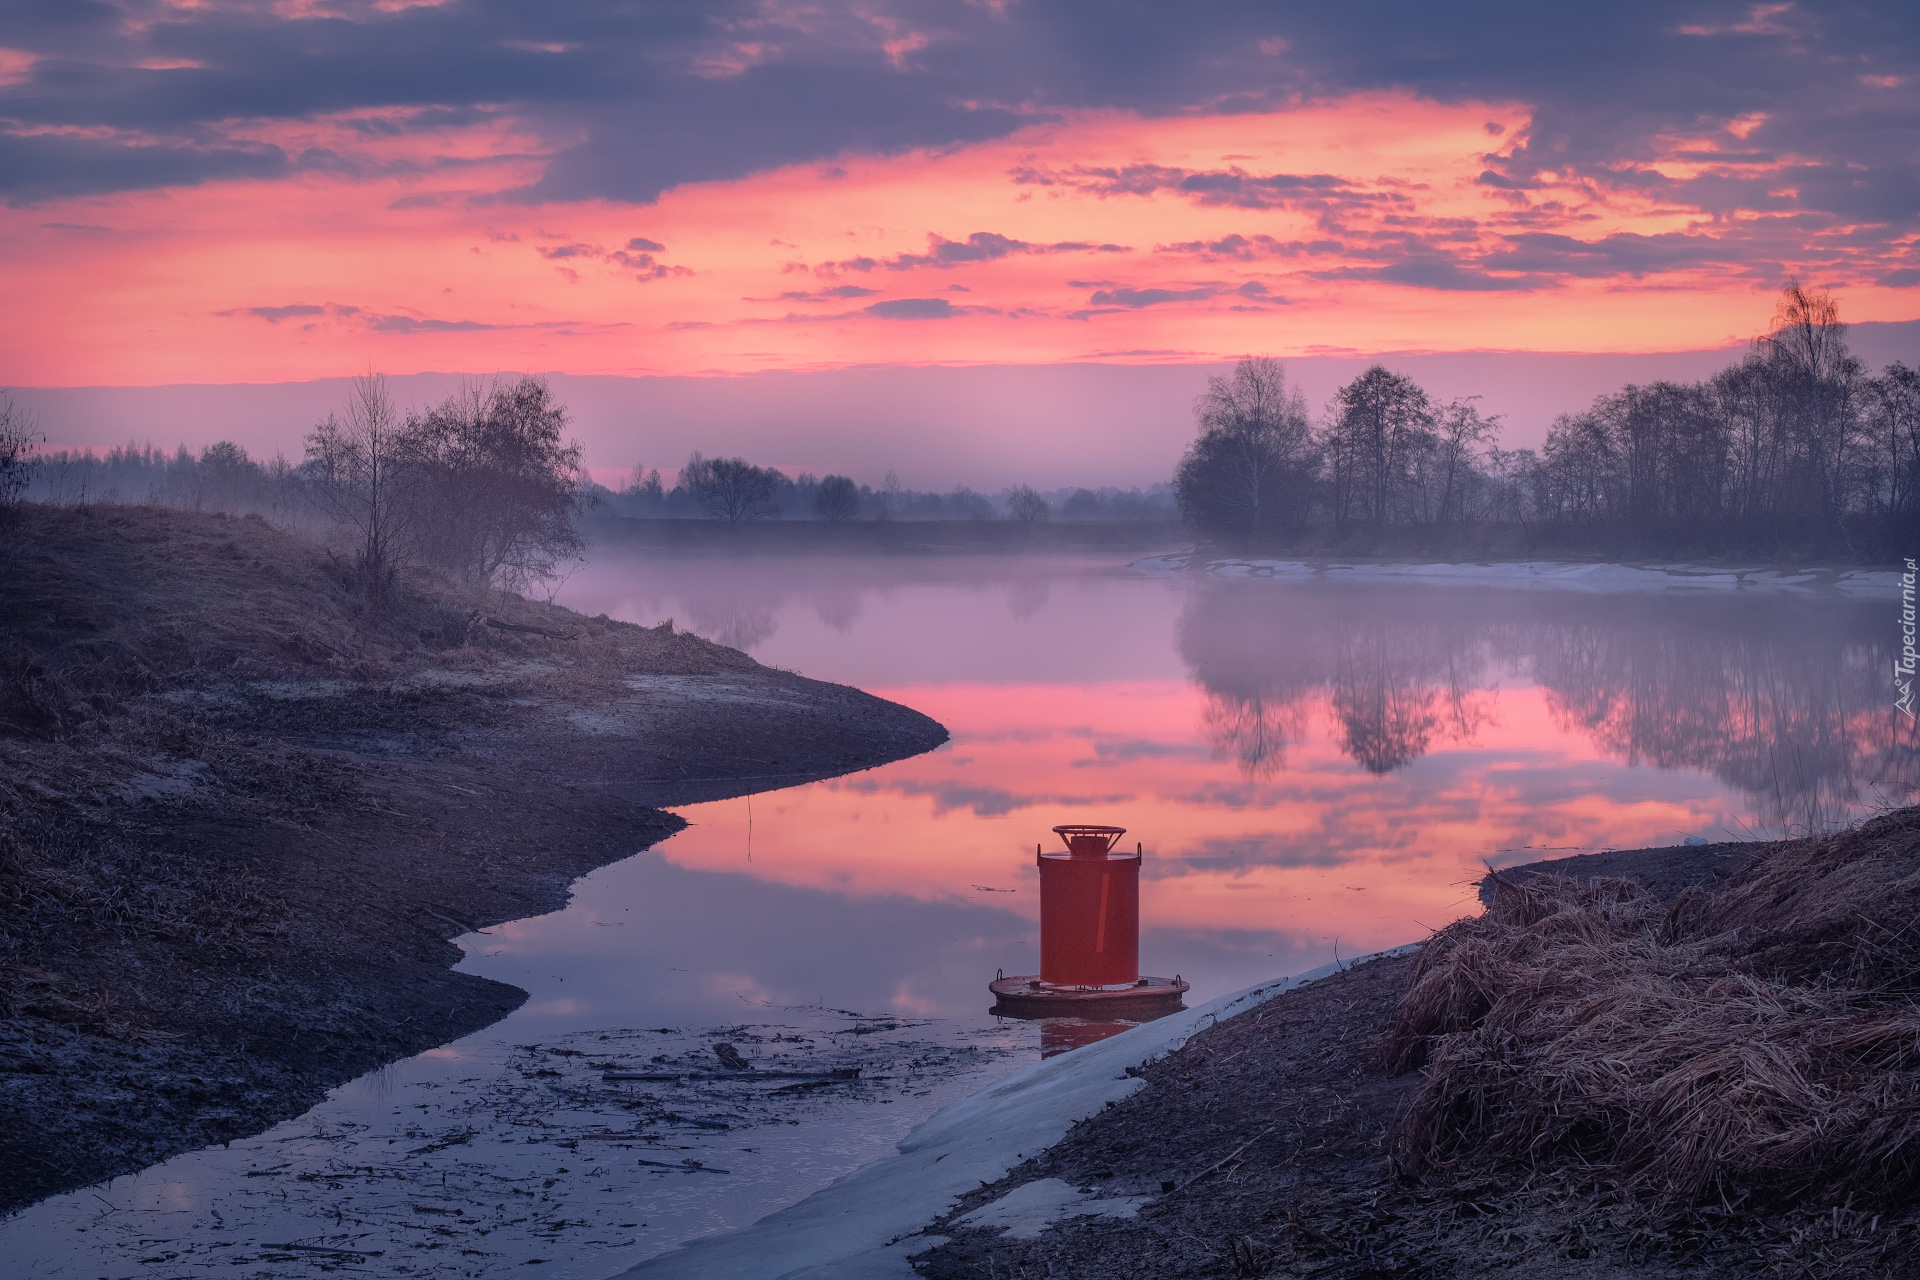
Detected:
left=0, top=506, right=947, bottom=1214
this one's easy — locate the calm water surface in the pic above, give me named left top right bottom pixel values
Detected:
left=4, top=551, right=1911, bottom=1277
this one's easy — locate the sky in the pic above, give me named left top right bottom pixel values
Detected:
left=4, top=0, right=1919, bottom=481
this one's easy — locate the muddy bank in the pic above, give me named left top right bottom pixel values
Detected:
left=0, top=504, right=946, bottom=1214
left=913, top=821, right=1920, bottom=1279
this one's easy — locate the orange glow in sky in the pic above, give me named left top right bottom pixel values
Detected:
left=8, top=92, right=1916, bottom=387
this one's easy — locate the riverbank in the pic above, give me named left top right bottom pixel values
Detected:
left=0, top=504, right=947, bottom=1214
left=911, top=813, right=1920, bottom=1278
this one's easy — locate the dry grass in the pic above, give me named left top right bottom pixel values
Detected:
left=0, top=502, right=749, bottom=741
left=1389, top=808, right=1920, bottom=1212
left=0, top=812, right=289, bottom=1038
left=0, top=501, right=750, bottom=1036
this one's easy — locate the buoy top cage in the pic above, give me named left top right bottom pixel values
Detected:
left=1052, top=824, right=1126, bottom=856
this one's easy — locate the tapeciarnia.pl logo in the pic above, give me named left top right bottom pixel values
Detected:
left=1900, top=558, right=1918, bottom=719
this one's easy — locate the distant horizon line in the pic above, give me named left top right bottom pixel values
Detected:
left=19, top=315, right=1920, bottom=392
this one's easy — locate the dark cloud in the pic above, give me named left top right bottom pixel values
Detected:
left=1161, top=233, right=1345, bottom=261
left=0, top=129, right=288, bottom=204
left=1312, top=256, right=1543, bottom=292
left=1088, top=284, right=1222, bottom=307
left=1482, top=230, right=1750, bottom=279
left=1013, top=162, right=1389, bottom=213
left=818, top=231, right=1131, bottom=275
left=0, top=0, right=1911, bottom=263
left=217, top=303, right=327, bottom=323
left=897, top=231, right=1027, bottom=265
left=775, top=285, right=880, bottom=301
left=863, top=297, right=958, bottom=319
left=212, top=300, right=617, bottom=334
left=365, top=314, right=500, bottom=333
left=523, top=236, right=691, bottom=280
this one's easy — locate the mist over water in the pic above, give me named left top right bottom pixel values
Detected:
left=567, top=551, right=1913, bottom=847
left=538, top=548, right=1919, bottom=1021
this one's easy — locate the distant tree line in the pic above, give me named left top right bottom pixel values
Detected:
left=14, top=404, right=1177, bottom=552
left=1176, top=286, right=1919, bottom=560
left=12, top=375, right=586, bottom=597
left=25, top=439, right=308, bottom=521
left=591, top=460, right=1173, bottom=524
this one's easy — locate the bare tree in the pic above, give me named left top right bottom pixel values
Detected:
left=1863, top=362, right=1920, bottom=519
left=1433, top=397, right=1499, bottom=523
left=1174, top=356, right=1318, bottom=538
left=1540, top=411, right=1621, bottom=521
left=1007, top=484, right=1050, bottom=522
left=877, top=470, right=903, bottom=521
left=627, top=464, right=664, bottom=502
left=1324, top=365, right=1435, bottom=526
left=305, top=374, right=422, bottom=595
left=1757, top=282, right=1861, bottom=537
left=0, top=392, right=40, bottom=524
left=685, top=453, right=779, bottom=522
left=410, top=376, right=586, bottom=588
left=814, top=474, right=861, bottom=521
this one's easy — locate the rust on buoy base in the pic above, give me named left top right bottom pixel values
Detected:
left=988, top=973, right=1189, bottom=1021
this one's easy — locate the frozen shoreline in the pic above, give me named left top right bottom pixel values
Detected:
left=1132, top=553, right=1904, bottom=597
left=613, top=947, right=1416, bottom=1280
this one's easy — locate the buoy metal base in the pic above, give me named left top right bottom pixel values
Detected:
left=988, top=973, right=1189, bottom=1021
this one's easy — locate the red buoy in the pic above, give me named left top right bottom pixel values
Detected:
left=990, top=824, right=1188, bottom=1024
left=1039, top=825, right=1139, bottom=986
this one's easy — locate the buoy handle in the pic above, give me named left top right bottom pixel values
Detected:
left=1052, top=824, right=1126, bottom=855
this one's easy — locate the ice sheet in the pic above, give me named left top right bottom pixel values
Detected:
left=1132, top=555, right=1901, bottom=597
left=612, top=946, right=1418, bottom=1280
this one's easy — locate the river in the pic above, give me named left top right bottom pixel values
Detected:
left=3, top=550, right=1910, bottom=1278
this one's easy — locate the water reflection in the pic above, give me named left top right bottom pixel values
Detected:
left=1041, top=1020, right=1141, bottom=1057
left=1176, top=583, right=1917, bottom=831
left=1528, top=605, right=1909, bottom=833
left=557, top=549, right=1918, bottom=993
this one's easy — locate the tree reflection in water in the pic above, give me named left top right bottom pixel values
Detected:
left=1179, top=583, right=1919, bottom=832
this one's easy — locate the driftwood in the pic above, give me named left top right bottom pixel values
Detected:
left=636, top=1158, right=729, bottom=1174
left=602, top=1067, right=862, bottom=1083
left=464, top=608, right=577, bottom=640
left=264, top=1244, right=384, bottom=1258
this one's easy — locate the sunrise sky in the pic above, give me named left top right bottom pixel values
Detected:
left=4, top=1, right=1918, bottom=480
